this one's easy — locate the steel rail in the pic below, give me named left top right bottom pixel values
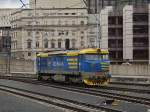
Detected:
left=0, top=85, right=123, bottom=112
left=110, top=82, right=150, bottom=87
left=34, top=82, right=150, bottom=106
left=0, top=76, right=150, bottom=106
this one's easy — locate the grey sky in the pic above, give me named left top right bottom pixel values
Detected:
left=0, top=0, right=29, bottom=8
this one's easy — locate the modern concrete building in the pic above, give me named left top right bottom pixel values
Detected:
left=86, top=0, right=150, bottom=14
left=11, top=7, right=88, bottom=59
left=100, top=5, right=150, bottom=64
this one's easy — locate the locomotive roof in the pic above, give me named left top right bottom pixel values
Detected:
left=37, top=48, right=109, bottom=57
left=79, top=48, right=108, bottom=54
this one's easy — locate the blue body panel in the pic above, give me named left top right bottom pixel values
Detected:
left=37, top=55, right=79, bottom=73
left=79, top=55, right=110, bottom=73
left=37, top=54, right=110, bottom=75
left=50, top=56, right=64, bottom=71
left=38, top=57, right=48, bottom=73
left=79, top=60, right=102, bottom=72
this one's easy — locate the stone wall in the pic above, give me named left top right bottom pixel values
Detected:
left=0, top=56, right=8, bottom=74
left=110, top=64, right=150, bottom=77
left=10, top=58, right=35, bottom=75
left=0, top=56, right=36, bottom=77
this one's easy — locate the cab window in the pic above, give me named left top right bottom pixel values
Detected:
left=84, top=54, right=101, bottom=60
left=101, top=54, right=109, bottom=60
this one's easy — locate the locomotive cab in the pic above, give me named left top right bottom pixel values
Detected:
left=79, top=48, right=111, bottom=86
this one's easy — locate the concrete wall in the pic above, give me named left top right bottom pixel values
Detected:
left=0, top=56, right=35, bottom=77
left=111, top=64, right=150, bottom=77
left=0, top=56, right=8, bottom=73
left=10, top=58, right=35, bottom=75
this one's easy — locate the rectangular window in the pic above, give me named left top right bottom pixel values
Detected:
left=65, top=13, right=69, bottom=15
left=80, top=21, right=84, bottom=25
left=36, top=31, right=39, bottom=35
left=58, top=42, right=61, bottom=48
left=28, top=52, right=31, bottom=56
left=51, top=42, right=55, bottom=48
left=28, top=31, right=31, bottom=36
left=72, top=13, right=76, bottom=15
left=36, top=41, right=39, bottom=48
left=44, top=41, right=48, bottom=48
left=27, top=41, right=32, bottom=48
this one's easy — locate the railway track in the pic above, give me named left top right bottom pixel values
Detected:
left=31, top=81, right=150, bottom=106
left=110, top=81, right=150, bottom=87
left=98, top=85, right=150, bottom=94
left=0, top=84, right=123, bottom=112
left=0, top=76, right=150, bottom=106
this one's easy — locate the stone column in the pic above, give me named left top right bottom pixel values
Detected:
left=123, top=5, right=133, bottom=62
left=100, top=6, right=113, bottom=49
left=62, top=39, right=66, bottom=49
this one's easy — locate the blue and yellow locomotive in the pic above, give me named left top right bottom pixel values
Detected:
left=36, top=48, right=111, bottom=86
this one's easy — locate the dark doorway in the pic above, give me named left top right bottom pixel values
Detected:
left=65, top=39, right=70, bottom=50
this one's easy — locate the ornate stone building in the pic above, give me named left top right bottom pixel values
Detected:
left=11, top=6, right=88, bottom=59
left=0, top=9, right=12, bottom=54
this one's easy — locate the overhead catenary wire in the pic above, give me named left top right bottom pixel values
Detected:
left=19, top=0, right=28, bottom=8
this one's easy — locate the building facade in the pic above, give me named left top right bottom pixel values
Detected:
left=11, top=8, right=88, bottom=59
left=0, top=27, right=11, bottom=53
left=0, top=9, right=12, bottom=27
left=29, top=0, right=86, bottom=8
left=0, top=9, right=12, bottom=54
left=86, top=0, right=150, bottom=13
left=87, top=14, right=98, bottom=48
left=100, top=5, right=150, bottom=64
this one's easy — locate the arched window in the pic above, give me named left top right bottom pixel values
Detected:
left=44, top=39, right=48, bottom=48
left=58, top=20, right=61, bottom=25
left=51, top=39, right=55, bottom=48
left=27, top=39, right=32, bottom=49
left=72, top=39, right=76, bottom=49
left=58, top=39, right=62, bottom=48
left=36, top=41, right=39, bottom=48
left=44, top=32, right=48, bottom=36
left=80, top=21, right=84, bottom=25
left=81, top=41, right=84, bottom=47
